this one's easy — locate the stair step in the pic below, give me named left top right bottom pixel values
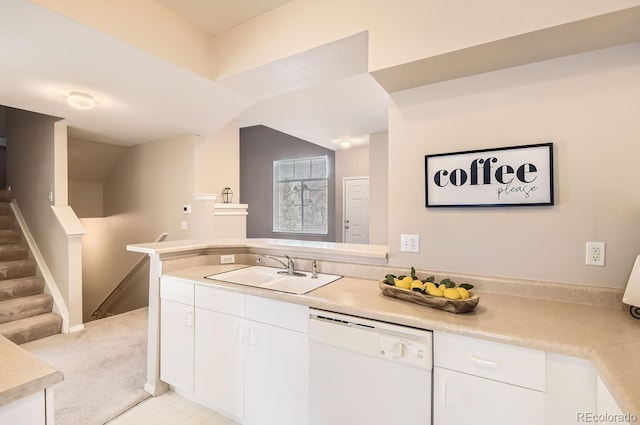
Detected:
left=0, top=229, right=21, bottom=245
left=0, top=313, right=62, bottom=344
left=0, top=215, right=17, bottom=229
left=0, top=259, right=37, bottom=281
left=0, top=190, right=12, bottom=203
left=0, top=244, right=29, bottom=262
left=0, top=203, right=11, bottom=215
left=0, top=293, right=53, bottom=324
left=0, top=276, right=44, bottom=301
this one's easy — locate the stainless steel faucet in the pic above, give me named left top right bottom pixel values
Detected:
left=257, top=255, right=304, bottom=276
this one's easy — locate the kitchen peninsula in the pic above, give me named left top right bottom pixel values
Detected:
left=129, top=238, right=640, bottom=424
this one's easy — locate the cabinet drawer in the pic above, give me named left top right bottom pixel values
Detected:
left=195, top=284, right=245, bottom=316
left=434, top=367, right=545, bottom=425
left=434, top=331, right=545, bottom=391
left=160, top=277, right=194, bottom=305
left=245, top=295, right=308, bottom=333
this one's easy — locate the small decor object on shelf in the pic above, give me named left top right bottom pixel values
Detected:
left=222, top=187, right=233, bottom=204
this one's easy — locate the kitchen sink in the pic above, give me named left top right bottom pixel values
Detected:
left=205, top=265, right=342, bottom=294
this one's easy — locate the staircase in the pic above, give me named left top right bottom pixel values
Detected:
left=0, top=190, right=62, bottom=344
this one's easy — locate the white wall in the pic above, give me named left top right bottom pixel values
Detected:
left=69, top=181, right=103, bottom=217
left=83, top=123, right=244, bottom=321
left=335, top=145, right=369, bottom=242
left=369, top=131, right=388, bottom=245
left=388, top=43, right=640, bottom=288
left=194, top=120, right=240, bottom=197
left=82, top=135, right=195, bottom=321
left=30, top=1, right=640, bottom=292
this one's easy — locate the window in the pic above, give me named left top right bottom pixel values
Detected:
left=273, top=156, right=328, bottom=234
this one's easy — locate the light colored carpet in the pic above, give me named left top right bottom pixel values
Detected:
left=23, top=307, right=150, bottom=425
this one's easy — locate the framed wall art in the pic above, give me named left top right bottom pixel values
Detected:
left=425, top=143, right=554, bottom=207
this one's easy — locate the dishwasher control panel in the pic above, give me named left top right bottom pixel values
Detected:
left=378, top=334, right=431, bottom=369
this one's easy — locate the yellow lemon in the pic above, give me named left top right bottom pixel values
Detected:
left=456, top=287, right=470, bottom=299
left=424, top=282, right=437, bottom=292
left=395, top=276, right=413, bottom=289
left=443, top=288, right=462, bottom=300
left=411, top=280, right=425, bottom=292
left=426, top=286, right=444, bottom=297
left=438, top=284, right=446, bottom=291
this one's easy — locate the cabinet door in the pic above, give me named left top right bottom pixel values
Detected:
left=434, top=367, right=545, bottom=425
left=194, top=308, right=245, bottom=420
left=160, top=299, right=194, bottom=394
left=0, top=391, right=45, bottom=425
left=244, top=321, right=308, bottom=425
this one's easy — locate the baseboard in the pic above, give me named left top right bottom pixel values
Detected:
left=69, top=324, right=85, bottom=333
left=144, top=382, right=169, bottom=397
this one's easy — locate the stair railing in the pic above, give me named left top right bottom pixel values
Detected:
left=91, top=232, right=168, bottom=320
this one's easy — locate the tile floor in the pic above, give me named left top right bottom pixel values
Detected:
left=106, top=391, right=240, bottom=425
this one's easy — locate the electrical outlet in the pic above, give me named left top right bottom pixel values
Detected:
left=180, top=220, right=188, bottom=230
left=221, top=254, right=235, bottom=264
left=183, top=204, right=192, bottom=214
left=586, top=241, right=605, bottom=266
left=400, top=234, right=420, bottom=253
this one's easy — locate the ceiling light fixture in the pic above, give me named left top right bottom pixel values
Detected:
left=340, top=140, right=352, bottom=149
left=66, top=91, right=96, bottom=110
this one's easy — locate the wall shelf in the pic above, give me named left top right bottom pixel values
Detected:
left=213, top=203, right=248, bottom=216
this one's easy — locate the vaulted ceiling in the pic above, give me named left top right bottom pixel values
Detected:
left=0, top=0, right=388, bottom=150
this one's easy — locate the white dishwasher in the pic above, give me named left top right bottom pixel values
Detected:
left=309, top=309, right=433, bottom=425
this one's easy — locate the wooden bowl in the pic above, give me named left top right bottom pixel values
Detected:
left=379, top=281, right=479, bottom=314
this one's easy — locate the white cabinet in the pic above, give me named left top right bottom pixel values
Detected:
left=433, top=331, right=545, bottom=425
left=0, top=390, right=46, bottom=425
left=194, top=308, right=245, bottom=418
left=194, top=284, right=245, bottom=418
left=244, top=319, right=308, bottom=425
left=160, top=278, right=194, bottom=395
left=545, top=353, right=597, bottom=425
left=191, top=282, right=309, bottom=425
left=434, top=367, right=545, bottom=425
left=434, top=332, right=604, bottom=425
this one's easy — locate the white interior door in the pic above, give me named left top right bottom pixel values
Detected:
left=343, top=177, right=369, bottom=244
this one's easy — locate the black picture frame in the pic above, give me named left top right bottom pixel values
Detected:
left=425, top=143, right=554, bottom=207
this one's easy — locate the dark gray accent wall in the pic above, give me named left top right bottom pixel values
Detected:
left=240, top=125, right=336, bottom=242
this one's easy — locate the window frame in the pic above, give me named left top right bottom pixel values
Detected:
left=272, top=155, right=329, bottom=235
